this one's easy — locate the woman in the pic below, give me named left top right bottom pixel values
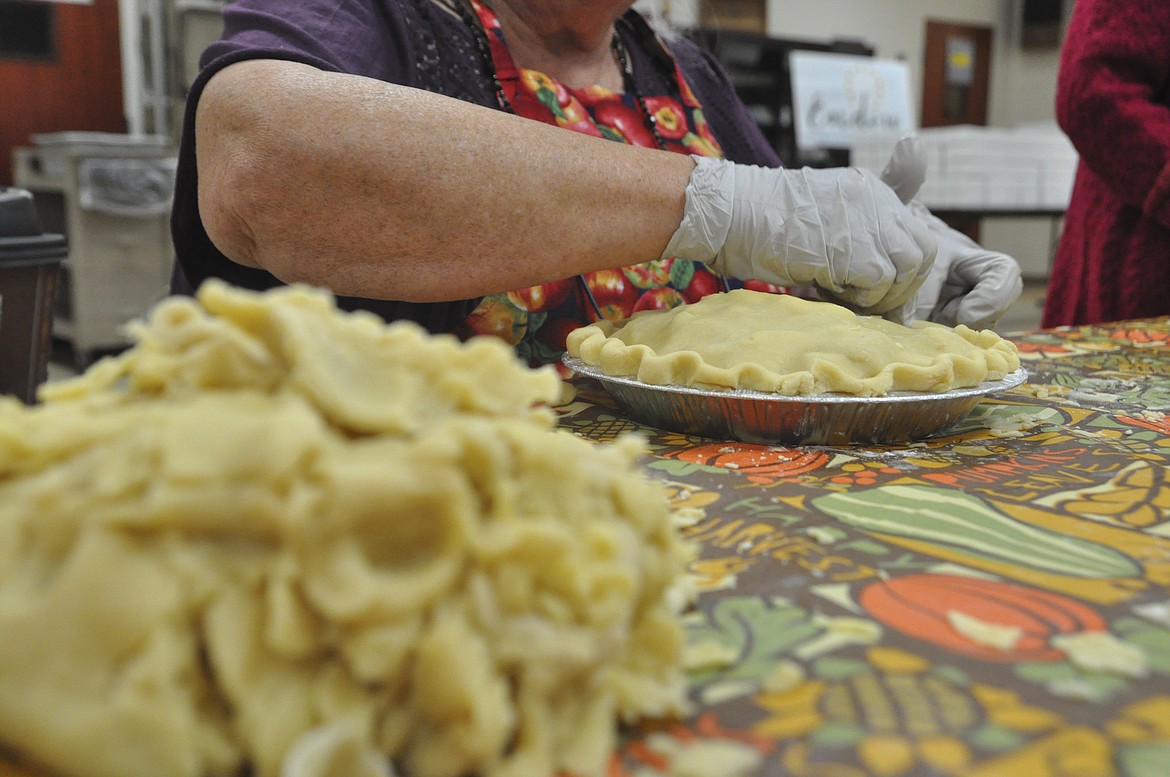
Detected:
left=1043, top=0, right=1170, bottom=327
left=174, top=0, right=1018, bottom=363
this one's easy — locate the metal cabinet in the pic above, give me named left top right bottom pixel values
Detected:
left=12, top=138, right=175, bottom=366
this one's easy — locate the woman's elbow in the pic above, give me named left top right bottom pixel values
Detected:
left=197, top=156, right=262, bottom=270
left=195, top=67, right=293, bottom=271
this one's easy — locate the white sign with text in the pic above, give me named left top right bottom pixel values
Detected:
left=789, top=51, right=914, bottom=151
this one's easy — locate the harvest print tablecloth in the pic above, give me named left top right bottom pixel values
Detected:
left=557, top=318, right=1170, bottom=777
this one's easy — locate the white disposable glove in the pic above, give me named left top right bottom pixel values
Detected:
left=880, top=136, right=1024, bottom=330
left=662, top=156, right=938, bottom=315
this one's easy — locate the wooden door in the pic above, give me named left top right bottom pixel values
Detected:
left=920, top=20, right=992, bottom=128
left=0, top=0, right=126, bottom=187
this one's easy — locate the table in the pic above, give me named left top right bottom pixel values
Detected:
left=556, top=318, right=1170, bottom=777
left=929, top=208, right=1066, bottom=280
left=930, top=207, right=1065, bottom=250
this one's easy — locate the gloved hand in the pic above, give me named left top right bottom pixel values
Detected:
left=880, top=136, right=1024, bottom=330
left=662, top=156, right=938, bottom=315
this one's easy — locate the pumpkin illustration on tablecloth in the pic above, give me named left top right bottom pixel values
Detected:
left=859, top=574, right=1107, bottom=662
left=665, top=444, right=831, bottom=484
left=1109, top=327, right=1170, bottom=347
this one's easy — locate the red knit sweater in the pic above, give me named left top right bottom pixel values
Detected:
left=1042, top=0, right=1170, bottom=327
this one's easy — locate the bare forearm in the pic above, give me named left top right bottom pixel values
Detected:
left=196, top=59, right=694, bottom=301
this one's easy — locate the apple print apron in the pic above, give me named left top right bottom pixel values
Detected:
left=457, top=0, right=766, bottom=367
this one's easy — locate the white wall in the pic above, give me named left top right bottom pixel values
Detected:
left=979, top=17, right=1065, bottom=280
left=646, top=1, right=1065, bottom=131
left=646, top=0, right=1053, bottom=125
left=767, top=0, right=1003, bottom=125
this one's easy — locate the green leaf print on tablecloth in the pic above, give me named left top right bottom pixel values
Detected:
left=685, top=596, right=820, bottom=685
left=812, top=485, right=1140, bottom=579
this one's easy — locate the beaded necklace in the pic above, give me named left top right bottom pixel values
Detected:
left=453, top=0, right=669, bottom=150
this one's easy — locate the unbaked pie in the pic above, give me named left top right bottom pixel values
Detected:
left=565, top=289, right=1021, bottom=397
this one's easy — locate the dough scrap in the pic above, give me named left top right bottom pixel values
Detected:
left=0, top=281, right=694, bottom=777
left=567, top=289, right=1020, bottom=396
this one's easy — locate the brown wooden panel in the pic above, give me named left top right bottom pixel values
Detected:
left=700, top=0, right=766, bottom=34
left=920, top=19, right=992, bottom=128
left=0, top=754, right=49, bottom=777
left=0, top=0, right=125, bottom=186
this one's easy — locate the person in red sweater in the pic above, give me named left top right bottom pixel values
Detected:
left=1043, top=0, right=1170, bottom=327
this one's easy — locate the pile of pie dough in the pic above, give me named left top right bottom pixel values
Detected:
left=0, top=281, right=693, bottom=777
left=567, top=289, right=1021, bottom=397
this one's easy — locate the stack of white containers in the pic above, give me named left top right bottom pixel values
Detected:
left=851, top=124, right=1080, bottom=212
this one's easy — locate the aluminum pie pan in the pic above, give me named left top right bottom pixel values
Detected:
left=563, top=356, right=1028, bottom=445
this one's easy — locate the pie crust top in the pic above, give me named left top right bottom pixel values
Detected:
left=566, top=289, right=1021, bottom=397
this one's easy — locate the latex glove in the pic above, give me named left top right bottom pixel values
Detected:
left=880, top=136, right=1024, bottom=329
left=662, top=156, right=938, bottom=315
